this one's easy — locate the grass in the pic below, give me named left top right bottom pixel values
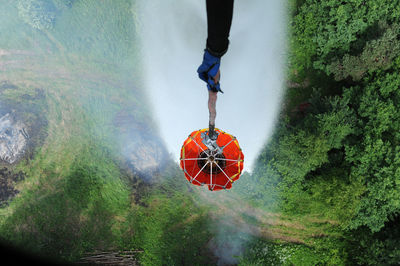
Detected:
left=0, top=0, right=148, bottom=189
left=0, top=144, right=131, bottom=260
left=0, top=0, right=145, bottom=261
left=0, top=2, right=214, bottom=264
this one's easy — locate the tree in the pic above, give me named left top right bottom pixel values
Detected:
left=327, top=23, right=400, bottom=81
left=342, top=72, right=400, bottom=232
left=290, top=0, right=400, bottom=79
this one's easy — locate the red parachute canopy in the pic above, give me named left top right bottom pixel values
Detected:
left=180, top=128, right=244, bottom=191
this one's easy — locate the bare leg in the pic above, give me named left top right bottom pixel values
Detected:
left=208, top=90, right=217, bottom=138
left=208, top=69, right=220, bottom=138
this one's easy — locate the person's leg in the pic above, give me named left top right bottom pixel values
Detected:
left=208, top=90, right=218, bottom=138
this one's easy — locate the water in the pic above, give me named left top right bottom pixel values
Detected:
left=138, top=0, right=287, bottom=171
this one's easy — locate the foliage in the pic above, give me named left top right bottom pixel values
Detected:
left=123, top=192, right=213, bottom=266
left=327, top=23, right=400, bottom=81
left=245, top=0, right=400, bottom=264
left=346, top=216, right=400, bottom=265
left=343, top=72, right=400, bottom=232
left=281, top=0, right=400, bottom=226
left=289, top=0, right=400, bottom=79
left=264, top=59, right=400, bottom=231
left=251, top=89, right=358, bottom=215
left=234, top=165, right=281, bottom=211
left=17, top=0, right=57, bottom=30
left=51, top=0, right=137, bottom=64
left=0, top=144, right=130, bottom=261
left=239, top=238, right=348, bottom=266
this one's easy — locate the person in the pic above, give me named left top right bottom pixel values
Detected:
left=197, top=0, right=234, bottom=140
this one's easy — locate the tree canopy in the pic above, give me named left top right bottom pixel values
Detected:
left=242, top=0, right=400, bottom=263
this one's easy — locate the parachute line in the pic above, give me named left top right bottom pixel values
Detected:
left=221, top=137, right=236, bottom=151
left=210, top=161, right=213, bottom=190
left=215, top=161, right=233, bottom=183
left=190, top=136, right=209, bottom=156
left=216, top=158, right=240, bottom=162
left=181, top=158, right=207, bottom=161
left=192, top=161, right=209, bottom=183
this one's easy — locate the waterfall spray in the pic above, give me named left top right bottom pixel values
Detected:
left=138, top=0, right=287, bottom=263
left=138, top=0, right=286, bottom=171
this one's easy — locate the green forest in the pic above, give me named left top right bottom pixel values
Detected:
left=0, top=0, right=400, bottom=265
left=239, top=0, right=400, bottom=264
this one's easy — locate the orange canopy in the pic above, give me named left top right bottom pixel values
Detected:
left=180, top=128, right=244, bottom=191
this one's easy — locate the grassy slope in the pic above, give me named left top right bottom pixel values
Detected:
left=0, top=0, right=150, bottom=262
left=0, top=2, right=219, bottom=265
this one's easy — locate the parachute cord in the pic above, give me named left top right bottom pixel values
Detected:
left=216, top=158, right=241, bottom=168
left=184, top=169, right=202, bottom=185
left=210, top=160, right=213, bottom=190
left=223, top=179, right=230, bottom=188
left=220, top=137, right=236, bottom=151
left=192, top=161, right=210, bottom=183
left=215, top=161, right=233, bottom=183
left=216, top=158, right=240, bottom=162
left=180, top=157, right=207, bottom=161
left=190, top=136, right=210, bottom=156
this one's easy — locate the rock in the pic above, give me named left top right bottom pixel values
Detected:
left=0, top=82, right=48, bottom=163
left=114, top=110, right=168, bottom=181
left=124, top=136, right=167, bottom=178
left=0, top=113, right=28, bottom=164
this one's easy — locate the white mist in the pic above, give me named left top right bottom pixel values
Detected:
left=137, top=1, right=286, bottom=170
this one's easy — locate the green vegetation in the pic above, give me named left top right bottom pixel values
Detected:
left=240, top=0, right=400, bottom=264
left=239, top=238, right=348, bottom=266
left=0, top=142, right=212, bottom=264
left=17, top=0, right=57, bottom=30
left=1, top=0, right=400, bottom=264
left=123, top=189, right=213, bottom=265
left=0, top=144, right=130, bottom=260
